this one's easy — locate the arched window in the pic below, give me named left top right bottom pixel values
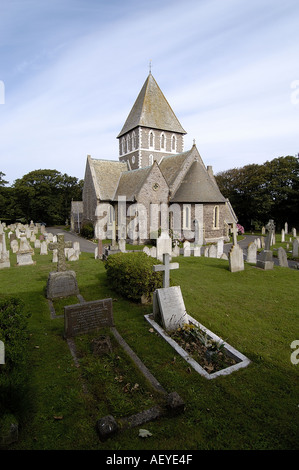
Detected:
left=121, top=138, right=125, bottom=155
left=132, top=131, right=136, bottom=150
left=183, top=204, right=191, bottom=230
left=149, top=131, right=154, bottom=149
left=171, top=134, right=176, bottom=152
left=214, top=206, right=219, bottom=229
left=149, top=154, right=154, bottom=166
left=160, top=132, right=165, bottom=149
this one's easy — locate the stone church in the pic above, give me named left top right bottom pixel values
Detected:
left=77, top=72, right=237, bottom=243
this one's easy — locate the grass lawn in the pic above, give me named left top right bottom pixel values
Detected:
left=0, top=236, right=298, bottom=451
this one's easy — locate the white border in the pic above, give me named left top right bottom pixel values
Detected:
left=144, top=313, right=251, bottom=380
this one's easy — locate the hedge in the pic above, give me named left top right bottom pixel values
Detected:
left=104, top=252, right=163, bottom=302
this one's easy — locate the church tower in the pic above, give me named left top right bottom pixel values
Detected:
left=117, top=72, right=187, bottom=170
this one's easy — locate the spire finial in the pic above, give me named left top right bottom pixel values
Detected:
left=149, top=60, right=152, bottom=74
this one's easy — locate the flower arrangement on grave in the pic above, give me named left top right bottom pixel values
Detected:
left=169, top=323, right=237, bottom=374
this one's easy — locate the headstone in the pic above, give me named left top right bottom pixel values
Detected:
left=10, top=239, right=19, bottom=253
left=143, top=246, right=151, bottom=256
left=67, top=248, right=79, bottom=261
left=34, top=239, right=41, bottom=249
left=257, top=220, right=275, bottom=270
left=281, top=229, right=285, bottom=242
left=16, top=236, right=34, bottom=266
left=284, top=222, right=288, bottom=234
left=216, top=239, right=224, bottom=258
left=64, top=298, right=114, bottom=338
left=228, top=245, right=244, bottom=272
left=46, top=233, right=79, bottom=299
left=156, top=232, right=172, bottom=261
left=46, top=270, right=79, bottom=299
left=183, top=240, right=191, bottom=257
left=152, top=253, right=179, bottom=289
left=292, top=228, right=297, bottom=237
left=149, top=246, right=157, bottom=258
left=193, top=245, right=201, bottom=257
left=208, top=244, right=217, bottom=258
left=277, top=247, right=288, bottom=267
left=40, top=241, right=48, bottom=255
left=154, top=286, right=189, bottom=331
left=246, top=242, right=257, bottom=264
left=0, top=233, right=10, bottom=269
left=172, top=241, right=180, bottom=257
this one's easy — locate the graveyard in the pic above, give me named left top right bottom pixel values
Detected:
left=0, top=222, right=298, bottom=450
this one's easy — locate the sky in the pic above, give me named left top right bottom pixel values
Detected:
left=0, top=0, right=299, bottom=185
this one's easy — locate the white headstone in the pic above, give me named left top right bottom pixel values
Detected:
left=143, top=246, right=151, bottom=256
left=246, top=242, right=257, bottom=264
left=228, top=244, right=244, bottom=272
left=277, top=247, right=288, bottom=267
left=183, top=241, right=191, bottom=257
left=216, top=239, right=224, bottom=258
left=154, top=286, right=189, bottom=332
left=40, top=241, right=48, bottom=255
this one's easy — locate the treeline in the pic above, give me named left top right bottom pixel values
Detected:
left=0, top=169, right=83, bottom=226
left=215, top=156, right=299, bottom=231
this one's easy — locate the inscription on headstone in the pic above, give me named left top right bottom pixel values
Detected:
left=64, top=298, right=114, bottom=338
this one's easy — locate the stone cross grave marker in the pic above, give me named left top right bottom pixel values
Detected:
left=48, top=233, right=72, bottom=272
left=153, top=253, right=179, bottom=288
left=265, top=219, right=275, bottom=250
left=231, top=222, right=238, bottom=246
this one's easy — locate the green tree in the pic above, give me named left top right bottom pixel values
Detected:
left=215, top=156, right=299, bottom=230
left=12, top=169, right=83, bottom=225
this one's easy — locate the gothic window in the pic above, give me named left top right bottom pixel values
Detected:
left=121, top=138, right=125, bottom=155
left=171, top=134, right=176, bottom=152
left=160, top=132, right=165, bottom=149
left=213, top=206, right=219, bottom=229
left=183, top=204, right=191, bottom=230
left=149, top=131, right=154, bottom=149
left=132, top=131, right=136, bottom=150
left=149, top=154, right=154, bottom=166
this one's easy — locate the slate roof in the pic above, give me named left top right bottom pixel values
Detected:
left=117, top=73, right=186, bottom=138
left=170, top=158, right=227, bottom=204
left=90, top=158, right=127, bottom=201
left=114, top=166, right=153, bottom=201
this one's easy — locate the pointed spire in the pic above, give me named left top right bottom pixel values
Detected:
left=117, top=73, right=186, bottom=138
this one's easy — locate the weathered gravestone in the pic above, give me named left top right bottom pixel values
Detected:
left=228, top=223, right=244, bottom=272
left=257, top=219, right=275, bottom=270
left=246, top=241, right=257, bottom=264
left=277, top=247, right=288, bottom=267
left=64, top=298, right=114, bottom=338
left=16, top=236, right=34, bottom=266
left=46, top=233, right=79, bottom=299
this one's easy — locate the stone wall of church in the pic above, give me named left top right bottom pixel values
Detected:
left=82, top=163, right=98, bottom=225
